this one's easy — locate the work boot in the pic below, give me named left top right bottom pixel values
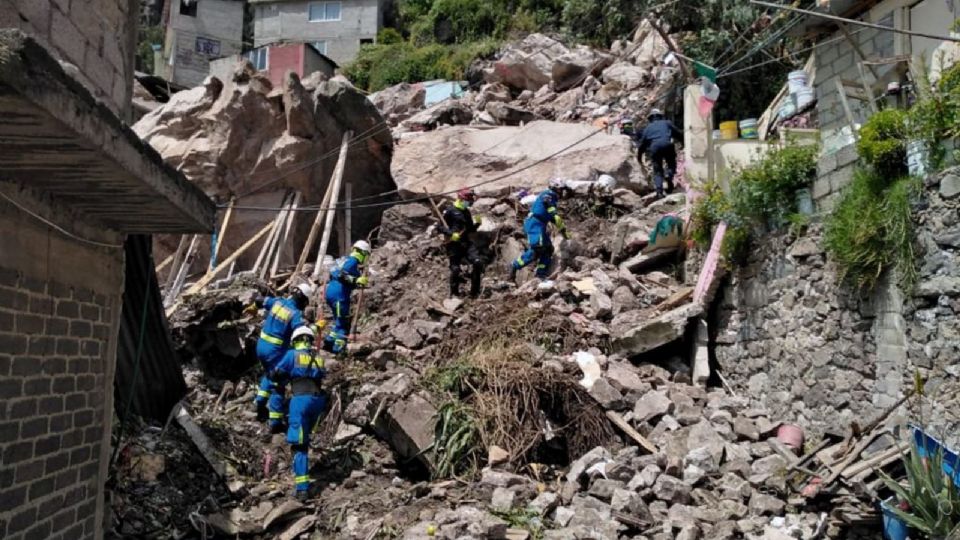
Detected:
left=295, top=490, right=309, bottom=502
left=665, top=181, right=675, bottom=194
left=255, top=402, right=269, bottom=422
left=655, top=189, right=665, bottom=199
left=270, top=421, right=287, bottom=435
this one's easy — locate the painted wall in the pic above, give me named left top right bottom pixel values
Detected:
left=253, top=0, right=384, bottom=65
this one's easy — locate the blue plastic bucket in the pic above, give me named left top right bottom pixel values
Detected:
left=880, top=498, right=909, bottom=540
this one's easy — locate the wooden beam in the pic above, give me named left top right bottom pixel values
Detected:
left=252, top=192, right=290, bottom=276
left=269, top=192, right=301, bottom=279
left=167, top=221, right=277, bottom=317
left=288, top=134, right=348, bottom=286
left=211, top=197, right=235, bottom=270
left=835, top=78, right=859, bottom=139
left=259, top=195, right=295, bottom=280
left=312, top=130, right=353, bottom=280
left=606, top=411, right=659, bottom=454
left=838, top=22, right=880, bottom=80
left=164, top=235, right=188, bottom=289
left=164, top=234, right=199, bottom=307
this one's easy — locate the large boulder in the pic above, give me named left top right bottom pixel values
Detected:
left=371, top=82, right=426, bottom=124
left=552, top=46, right=615, bottom=92
left=392, top=121, right=640, bottom=198
left=485, top=102, right=539, bottom=126
left=487, top=33, right=569, bottom=92
left=601, top=61, right=652, bottom=92
left=134, top=61, right=395, bottom=270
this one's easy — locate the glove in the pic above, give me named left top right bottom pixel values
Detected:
left=356, top=275, right=369, bottom=287
left=242, top=302, right=259, bottom=316
left=561, top=227, right=571, bottom=240
left=473, top=215, right=483, bottom=225
left=553, top=215, right=565, bottom=230
left=450, top=232, right=461, bottom=242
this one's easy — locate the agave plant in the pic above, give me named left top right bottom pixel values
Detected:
left=879, top=442, right=960, bottom=538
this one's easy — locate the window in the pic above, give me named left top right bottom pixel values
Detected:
left=246, top=48, right=268, bottom=70
left=311, top=41, right=327, bottom=55
left=179, top=0, right=198, bottom=17
left=308, top=1, right=341, bottom=22
left=360, top=38, right=373, bottom=46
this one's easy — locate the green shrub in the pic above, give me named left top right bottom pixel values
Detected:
left=342, top=39, right=500, bottom=91
left=377, top=27, right=404, bottom=44
left=909, top=60, right=960, bottom=169
left=857, top=109, right=908, bottom=178
left=824, top=171, right=919, bottom=292
left=689, top=144, right=817, bottom=265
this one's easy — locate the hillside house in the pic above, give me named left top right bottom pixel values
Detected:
left=250, top=0, right=389, bottom=65
left=210, top=41, right=338, bottom=88
left=160, top=0, right=246, bottom=88
left=0, top=2, right=214, bottom=538
left=791, top=0, right=959, bottom=210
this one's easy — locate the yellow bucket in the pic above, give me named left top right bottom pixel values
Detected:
left=719, top=121, right=738, bottom=140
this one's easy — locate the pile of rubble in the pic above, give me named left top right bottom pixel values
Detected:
left=374, top=25, right=679, bottom=130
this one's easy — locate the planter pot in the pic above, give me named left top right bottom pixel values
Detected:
left=795, top=188, right=814, bottom=215
left=880, top=497, right=909, bottom=540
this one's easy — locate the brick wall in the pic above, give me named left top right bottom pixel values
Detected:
left=0, top=198, right=124, bottom=540
left=0, top=0, right=138, bottom=120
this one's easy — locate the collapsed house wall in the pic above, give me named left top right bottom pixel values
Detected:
left=0, top=199, right=124, bottom=540
left=714, top=169, right=960, bottom=447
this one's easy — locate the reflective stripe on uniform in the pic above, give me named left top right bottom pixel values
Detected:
left=260, top=332, right=284, bottom=345
left=298, top=426, right=304, bottom=444
left=295, top=475, right=310, bottom=484
left=270, top=304, right=292, bottom=322
left=256, top=389, right=270, bottom=398
left=269, top=411, right=284, bottom=419
left=515, top=256, right=524, bottom=266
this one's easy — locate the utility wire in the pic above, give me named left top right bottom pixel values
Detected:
left=718, top=25, right=869, bottom=79
left=0, top=191, right=123, bottom=249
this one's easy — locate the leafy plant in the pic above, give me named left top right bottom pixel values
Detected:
left=425, top=360, right=481, bottom=396
left=492, top=508, right=547, bottom=539
left=432, top=401, right=481, bottom=479
left=909, top=59, right=960, bottom=170
left=879, top=443, right=960, bottom=537
left=824, top=171, right=920, bottom=292
left=858, top=109, right=909, bottom=178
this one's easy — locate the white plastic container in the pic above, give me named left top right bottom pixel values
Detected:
left=796, top=87, right=816, bottom=109
left=788, top=70, right=809, bottom=94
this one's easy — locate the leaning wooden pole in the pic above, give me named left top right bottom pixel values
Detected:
left=260, top=195, right=296, bottom=280
left=164, top=235, right=188, bottom=289
left=252, top=192, right=290, bottom=275
left=211, top=197, right=235, bottom=270
left=167, top=221, right=277, bottom=317
left=312, top=130, right=353, bottom=280
left=165, top=234, right=199, bottom=307
left=270, top=192, right=302, bottom=279
left=287, top=170, right=337, bottom=288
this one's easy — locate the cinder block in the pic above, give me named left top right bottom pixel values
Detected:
left=812, top=177, right=832, bottom=200
left=830, top=166, right=855, bottom=193
left=836, top=144, right=859, bottom=167
left=818, top=152, right=839, bottom=175
left=50, top=9, right=85, bottom=67
left=833, top=52, right=854, bottom=74
left=82, top=46, right=113, bottom=101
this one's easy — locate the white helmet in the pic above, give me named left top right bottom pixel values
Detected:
left=294, top=282, right=315, bottom=298
left=353, top=240, right=371, bottom=253
left=548, top=178, right=567, bottom=191
left=291, top=326, right=316, bottom=342
left=649, top=108, right=664, bottom=118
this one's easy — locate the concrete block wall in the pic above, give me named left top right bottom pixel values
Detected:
left=0, top=199, right=124, bottom=540
left=167, top=0, right=244, bottom=88
left=0, top=0, right=138, bottom=120
left=812, top=143, right=859, bottom=212
left=253, top=0, right=383, bottom=65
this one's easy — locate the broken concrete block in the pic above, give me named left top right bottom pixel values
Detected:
left=605, top=360, right=647, bottom=393
left=627, top=464, right=661, bottom=490
left=529, top=491, right=559, bottom=516
left=481, top=468, right=531, bottom=488
left=372, top=391, right=436, bottom=470
left=488, top=445, right=510, bottom=467
left=590, top=290, right=613, bottom=319
left=587, top=478, right=623, bottom=502
left=566, top=446, right=611, bottom=485
left=611, top=303, right=702, bottom=356
left=748, top=491, right=785, bottom=516
left=732, top=417, right=760, bottom=441
left=652, top=475, right=691, bottom=504
left=390, top=324, right=424, bottom=349
left=588, top=378, right=626, bottom=410
left=633, top=390, right=673, bottom=423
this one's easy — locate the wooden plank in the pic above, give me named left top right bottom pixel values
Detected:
left=605, top=411, right=658, bottom=454
left=163, top=235, right=188, bottom=289
left=786, top=438, right=834, bottom=473
left=173, top=403, right=243, bottom=494
left=620, top=247, right=679, bottom=273
left=834, top=78, right=859, bottom=139
left=260, top=195, right=296, bottom=280
left=287, top=141, right=342, bottom=287
left=252, top=192, right=290, bottom=275
left=211, top=197, right=235, bottom=270
left=164, top=234, right=199, bottom=307
left=269, top=192, right=301, bottom=279
left=312, top=130, right=353, bottom=280
left=857, top=62, right=879, bottom=114
left=167, top=220, right=276, bottom=317
left=422, top=188, right=449, bottom=229
left=844, top=442, right=909, bottom=479
left=838, top=22, right=880, bottom=80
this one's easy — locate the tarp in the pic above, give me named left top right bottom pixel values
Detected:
left=422, top=80, right=466, bottom=106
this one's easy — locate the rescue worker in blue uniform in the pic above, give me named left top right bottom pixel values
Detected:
left=322, top=240, right=371, bottom=354
left=269, top=326, right=327, bottom=501
left=249, top=282, right=314, bottom=432
left=634, top=108, right=683, bottom=198
left=510, top=179, right=570, bottom=281
left=443, top=188, right=485, bottom=298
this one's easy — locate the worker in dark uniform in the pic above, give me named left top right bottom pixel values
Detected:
left=442, top=188, right=485, bottom=298
left=635, top=108, right=683, bottom=198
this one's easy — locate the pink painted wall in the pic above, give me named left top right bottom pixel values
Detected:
left=265, top=43, right=304, bottom=89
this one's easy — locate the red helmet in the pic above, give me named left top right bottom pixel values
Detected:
left=457, top=188, right=477, bottom=202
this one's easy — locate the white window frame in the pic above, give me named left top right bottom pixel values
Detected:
left=308, top=1, right=342, bottom=22
left=311, top=41, right=328, bottom=55
left=246, top=48, right=269, bottom=71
